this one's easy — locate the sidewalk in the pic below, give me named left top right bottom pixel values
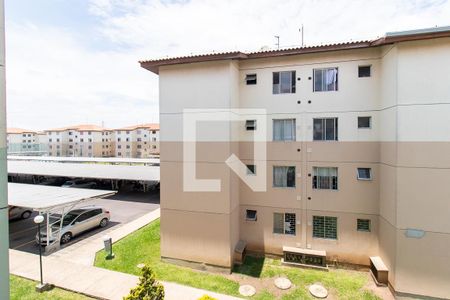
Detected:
left=10, top=250, right=242, bottom=300
left=9, top=208, right=242, bottom=300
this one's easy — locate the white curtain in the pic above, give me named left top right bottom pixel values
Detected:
left=325, top=68, right=337, bottom=85
left=274, top=166, right=288, bottom=187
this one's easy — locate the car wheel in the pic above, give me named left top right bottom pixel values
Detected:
left=99, top=218, right=108, bottom=228
left=21, top=211, right=32, bottom=219
left=60, top=232, right=72, bottom=244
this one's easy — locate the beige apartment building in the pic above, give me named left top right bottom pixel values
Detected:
left=141, top=26, right=450, bottom=299
left=114, top=123, right=160, bottom=158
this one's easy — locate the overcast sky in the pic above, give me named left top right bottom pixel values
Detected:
left=5, top=0, right=450, bottom=130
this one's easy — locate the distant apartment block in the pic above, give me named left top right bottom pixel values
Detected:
left=6, top=128, right=47, bottom=155
left=141, top=27, right=450, bottom=299
left=114, top=124, right=160, bottom=158
left=7, top=123, right=159, bottom=157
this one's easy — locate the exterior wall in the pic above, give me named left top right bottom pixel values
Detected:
left=157, top=36, right=450, bottom=298
left=0, top=2, right=9, bottom=297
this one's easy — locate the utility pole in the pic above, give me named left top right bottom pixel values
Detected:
left=0, top=0, right=9, bottom=299
left=274, top=35, right=280, bottom=50
left=299, top=24, right=304, bottom=47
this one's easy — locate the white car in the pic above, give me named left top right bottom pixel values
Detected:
left=61, top=179, right=97, bottom=189
left=36, top=206, right=110, bottom=245
left=8, top=206, right=33, bottom=220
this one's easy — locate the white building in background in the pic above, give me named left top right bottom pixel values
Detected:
left=6, top=128, right=47, bottom=155
left=8, top=123, right=160, bottom=158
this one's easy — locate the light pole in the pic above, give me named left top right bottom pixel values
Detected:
left=34, top=215, right=50, bottom=292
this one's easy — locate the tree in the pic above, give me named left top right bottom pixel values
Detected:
left=124, top=266, right=164, bottom=300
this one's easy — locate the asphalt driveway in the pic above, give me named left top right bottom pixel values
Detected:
left=9, top=190, right=160, bottom=254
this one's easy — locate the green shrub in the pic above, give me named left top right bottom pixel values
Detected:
left=124, top=266, right=165, bottom=300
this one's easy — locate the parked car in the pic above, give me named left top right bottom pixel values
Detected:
left=8, top=206, right=33, bottom=220
left=61, top=179, right=97, bottom=189
left=35, top=206, right=110, bottom=245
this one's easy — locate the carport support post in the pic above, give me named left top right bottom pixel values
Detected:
left=0, top=1, right=9, bottom=299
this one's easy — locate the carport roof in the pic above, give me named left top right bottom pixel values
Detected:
left=8, top=160, right=160, bottom=182
left=8, top=183, right=116, bottom=211
left=8, top=155, right=159, bottom=165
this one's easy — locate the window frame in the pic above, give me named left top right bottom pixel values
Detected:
left=358, top=65, right=371, bottom=78
left=245, top=120, right=257, bottom=131
left=273, top=119, right=296, bottom=141
left=246, top=209, right=257, bottom=221
left=357, top=168, right=372, bottom=181
left=313, top=167, right=338, bottom=190
left=273, top=166, right=296, bottom=188
left=313, top=67, right=338, bottom=92
left=273, top=71, right=296, bottom=94
left=245, top=73, right=257, bottom=85
left=357, top=219, right=371, bottom=232
left=273, top=212, right=296, bottom=235
left=313, top=118, right=338, bottom=141
left=313, top=215, right=338, bottom=239
left=246, top=164, right=256, bottom=175
left=358, top=116, right=372, bottom=129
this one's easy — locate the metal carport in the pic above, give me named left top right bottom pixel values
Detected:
left=8, top=183, right=116, bottom=252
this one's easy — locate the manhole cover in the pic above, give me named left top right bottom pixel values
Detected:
left=137, top=263, right=145, bottom=269
left=274, top=277, right=292, bottom=290
left=239, top=285, right=256, bottom=297
left=309, top=284, right=328, bottom=298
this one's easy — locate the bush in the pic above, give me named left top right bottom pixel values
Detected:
left=197, top=295, right=217, bottom=300
left=124, top=266, right=165, bottom=300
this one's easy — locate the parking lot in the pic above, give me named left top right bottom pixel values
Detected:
left=9, top=190, right=160, bottom=254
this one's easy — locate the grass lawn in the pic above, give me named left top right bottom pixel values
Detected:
left=95, top=219, right=380, bottom=300
left=10, top=275, right=93, bottom=300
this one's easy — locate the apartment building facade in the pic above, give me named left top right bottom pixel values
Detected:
left=114, top=124, right=160, bottom=158
left=6, top=128, right=47, bottom=154
left=141, top=27, right=450, bottom=299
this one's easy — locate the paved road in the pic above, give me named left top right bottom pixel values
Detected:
left=9, top=190, right=160, bottom=254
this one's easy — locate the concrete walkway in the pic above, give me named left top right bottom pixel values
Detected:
left=10, top=250, right=241, bottom=300
left=9, top=208, right=242, bottom=300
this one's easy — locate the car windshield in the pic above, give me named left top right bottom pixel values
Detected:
left=51, top=212, right=79, bottom=228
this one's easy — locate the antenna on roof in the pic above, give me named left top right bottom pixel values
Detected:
left=299, top=24, right=304, bottom=47
left=274, top=35, right=280, bottom=50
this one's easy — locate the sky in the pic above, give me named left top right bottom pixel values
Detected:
left=5, top=0, right=450, bottom=130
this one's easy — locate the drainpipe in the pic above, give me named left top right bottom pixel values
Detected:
left=0, top=0, right=10, bottom=298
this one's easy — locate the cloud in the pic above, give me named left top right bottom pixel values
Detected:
left=6, top=0, right=450, bottom=129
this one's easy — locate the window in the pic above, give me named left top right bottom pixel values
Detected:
left=118, top=145, right=121, bottom=149
left=152, top=137, right=156, bottom=141
left=245, top=120, right=256, bottom=131
left=273, top=213, right=296, bottom=235
left=246, top=164, right=256, bottom=175
left=88, top=145, right=92, bottom=149
left=313, top=118, right=338, bottom=141
left=152, top=145, right=156, bottom=149
left=49, top=138, right=52, bottom=142
left=245, top=74, right=257, bottom=85
left=313, top=216, right=337, bottom=239
left=126, top=131, right=130, bottom=134
left=358, top=116, right=371, bottom=129
left=314, top=67, right=338, bottom=91
left=137, top=145, right=142, bottom=149
left=118, top=152, right=121, bottom=156
left=358, top=65, right=371, bottom=77
left=152, top=130, right=156, bottom=134
left=126, top=138, right=130, bottom=142
left=126, top=145, right=130, bottom=149
left=117, top=138, right=121, bottom=142
left=357, top=168, right=372, bottom=180
left=357, top=219, right=371, bottom=232
left=246, top=210, right=257, bottom=221
left=313, top=167, right=338, bottom=190
left=273, top=71, right=296, bottom=94
left=80, top=138, right=84, bottom=142
left=273, top=166, right=296, bottom=188
left=273, top=119, right=296, bottom=141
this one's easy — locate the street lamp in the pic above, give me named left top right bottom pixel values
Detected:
left=34, top=215, right=50, bottom=292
